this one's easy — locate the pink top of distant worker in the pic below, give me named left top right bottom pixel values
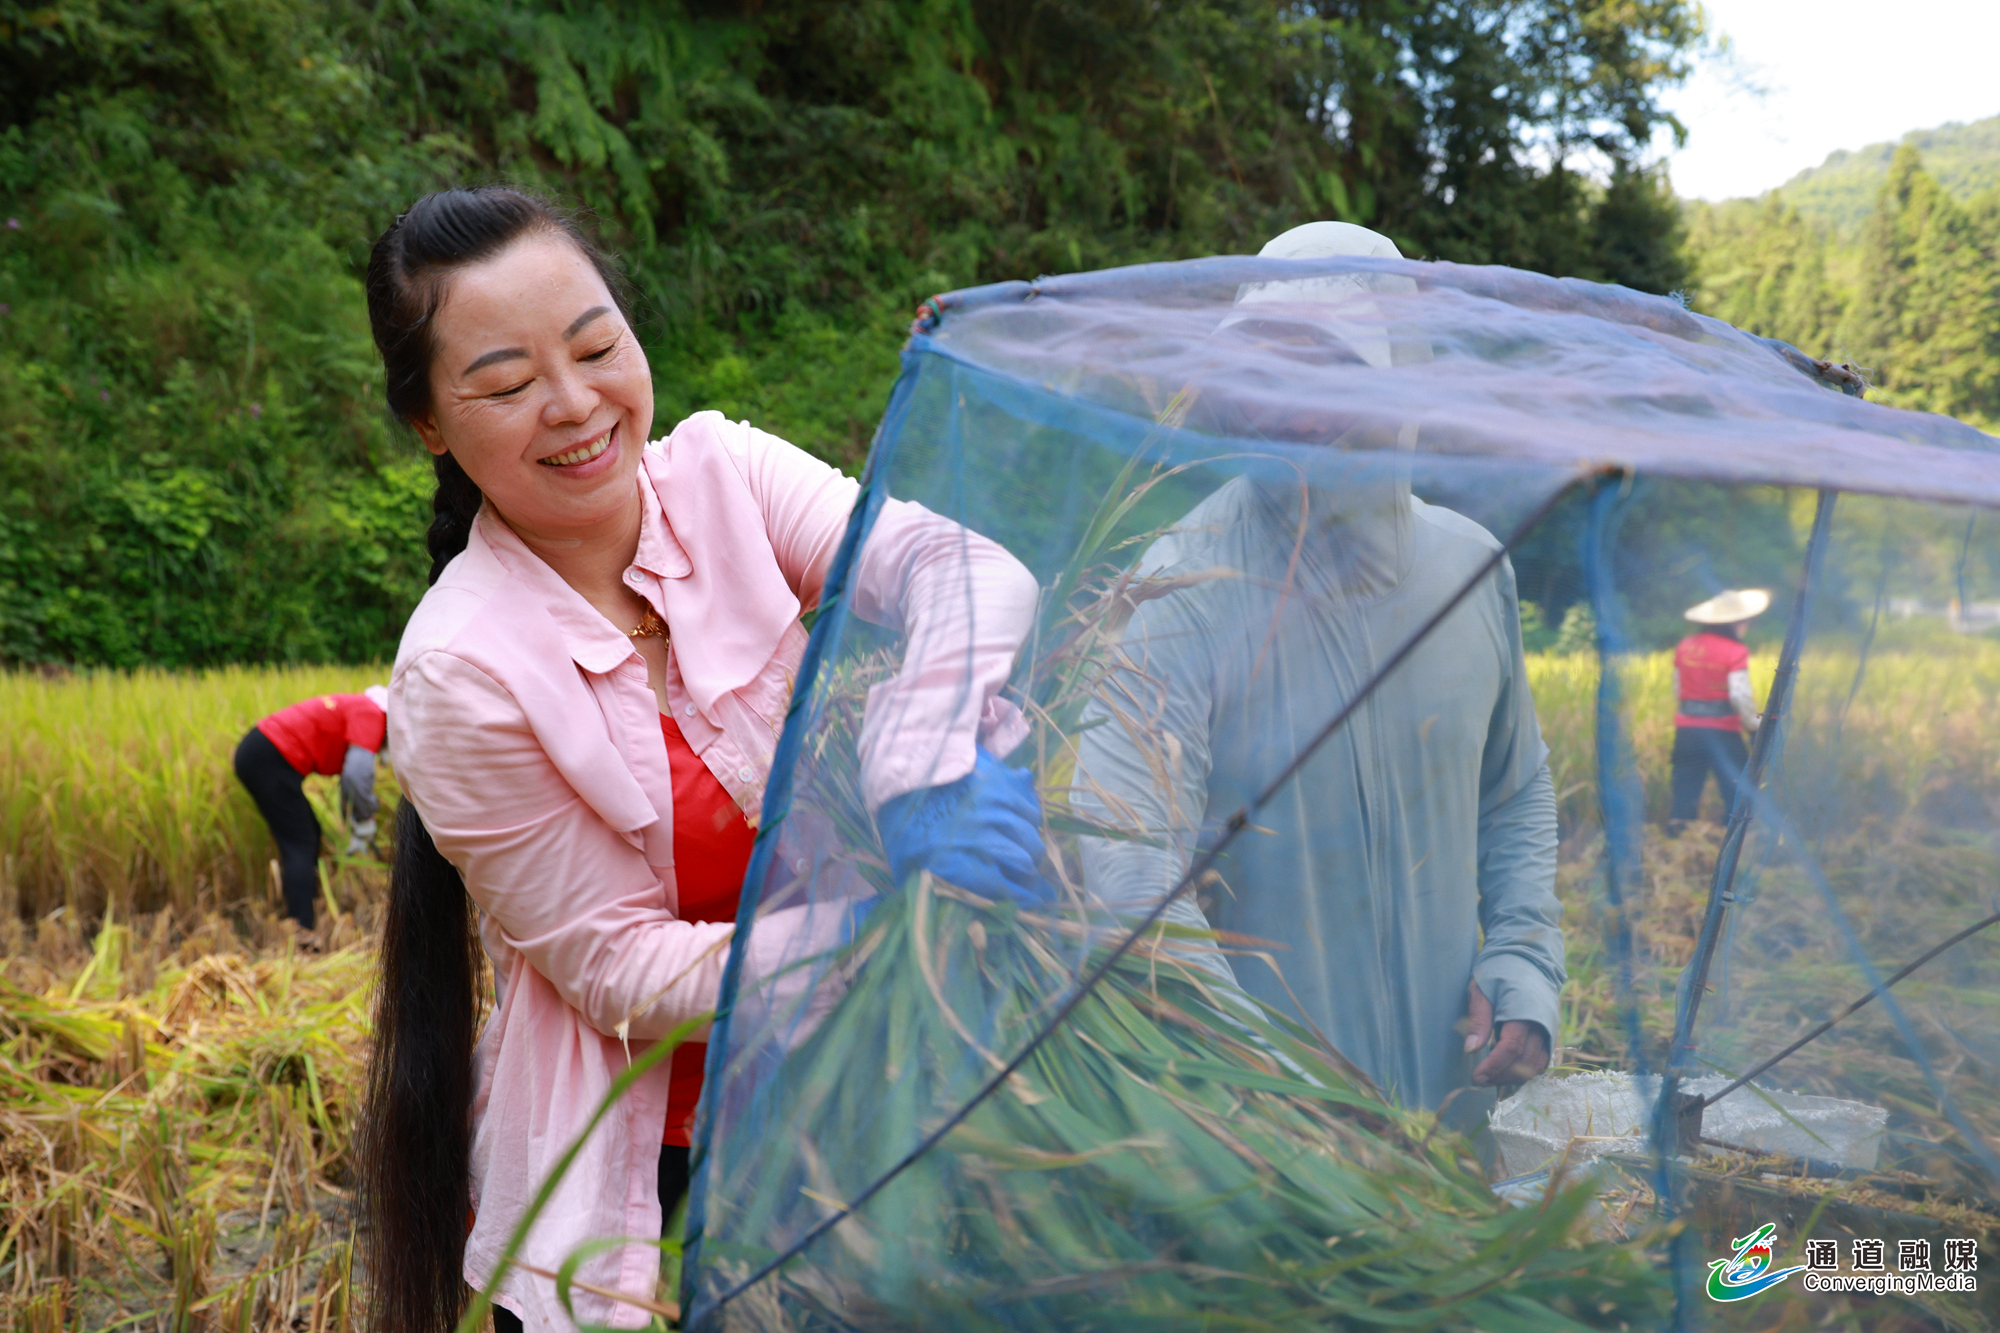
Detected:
left=388, top=411, right=1036, bottom=1328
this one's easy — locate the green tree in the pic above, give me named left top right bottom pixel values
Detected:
left=1686, top=193, right=1842, bottom=356
left=1849, top=146, right=2000, bottom=425
left=1686, top=143, right=2000, bottom=433
left=0, top=0, right=1706, bottom=666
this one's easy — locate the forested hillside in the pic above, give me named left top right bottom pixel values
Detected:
left=1772, top=115, right=2000, bottom=235
left=0, top=0, right=1703, bottom=666
left=1685, top=143, right=2000, bottom=430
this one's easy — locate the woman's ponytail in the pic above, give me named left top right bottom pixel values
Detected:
left=359, top=802, right=483, bottom=1333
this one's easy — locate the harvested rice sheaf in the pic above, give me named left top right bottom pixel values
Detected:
left=0, top=930, right=372, bottom=1329
left=714, top=876, right=1673, bottom=1331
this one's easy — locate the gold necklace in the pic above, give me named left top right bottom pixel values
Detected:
left=628, top=605, right=670, bottom=640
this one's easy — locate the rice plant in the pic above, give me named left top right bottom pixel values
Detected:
left=705, top=875, right=1675, bottom=1330
left=0, top=887, right=382, bottom=1329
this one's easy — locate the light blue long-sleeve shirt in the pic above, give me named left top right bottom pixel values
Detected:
left=1074, top=475, right=1563, bottom=1110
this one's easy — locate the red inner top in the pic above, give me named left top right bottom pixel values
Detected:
left=1674, top=630, right=1750, bottom=730
left=659, top=713, right=755, bottom=1147
left=256, top=694, right=387, bottom=776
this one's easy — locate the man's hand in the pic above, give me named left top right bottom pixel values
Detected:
left=1464, top=980, right=1550, bottom=1086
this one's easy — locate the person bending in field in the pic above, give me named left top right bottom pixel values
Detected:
left=232, top=685, right=387, bottom=939
left=1073, top=221, right=1564, bottom=1126
left=357, top=186, right=1051, bottom=1333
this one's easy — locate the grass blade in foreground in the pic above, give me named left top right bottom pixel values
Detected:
left=454, top=1017, right=702, bottom=1333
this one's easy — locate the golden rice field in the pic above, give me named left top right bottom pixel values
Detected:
left=2, top=929, right=381, bottom=1331
left=1529, top=637, right=2000, bottom=836
left=1, top=667, right=400, bottom=924
left=2, top=669, right=396, bottom=1329
left=10, top=644, right=2000, bottom=922
left=3, top=648, right=1999, bottom=1328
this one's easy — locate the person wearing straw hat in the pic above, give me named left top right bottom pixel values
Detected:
left=232, top=685, right=390, bottom=938
left=1668, top=588, right=1770, bottom=830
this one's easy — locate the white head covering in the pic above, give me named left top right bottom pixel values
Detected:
left=1228, top=221, right=1418, bottom=369
left=1685, top=589, right=1772, bottom=625
left=1211, top=222, right=1425, bottom=594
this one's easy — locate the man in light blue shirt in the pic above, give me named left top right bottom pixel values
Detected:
left=1074, top=222, right=1564, bottom=1113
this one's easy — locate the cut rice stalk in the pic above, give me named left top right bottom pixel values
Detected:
left=706, top=875, right=1671, bottom=1330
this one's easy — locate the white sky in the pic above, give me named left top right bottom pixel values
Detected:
left=1657, top=0, right=2000, bottom=200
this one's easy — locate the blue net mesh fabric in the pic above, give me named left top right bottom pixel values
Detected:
left=679, top=257, right=2000, bottom=1330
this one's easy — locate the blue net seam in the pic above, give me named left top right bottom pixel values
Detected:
left=679, top=357, right=914, bottom=1316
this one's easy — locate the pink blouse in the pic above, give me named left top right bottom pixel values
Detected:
left=388, top=412, right=1036, bottom=1329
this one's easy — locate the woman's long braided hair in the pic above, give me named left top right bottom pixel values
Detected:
left=358, top=186, right=630, bottom=1333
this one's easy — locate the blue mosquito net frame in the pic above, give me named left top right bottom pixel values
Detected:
left=681, top=255, right=2000, bottom=1330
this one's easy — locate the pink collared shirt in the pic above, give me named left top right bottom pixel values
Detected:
left=388, top=412, right=1035, bottom=1329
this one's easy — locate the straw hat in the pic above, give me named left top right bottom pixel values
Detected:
left=1684, top=589, right=1771, bottom=625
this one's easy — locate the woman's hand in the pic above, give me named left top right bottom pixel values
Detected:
left=875, top=748, right=1057, bottom=906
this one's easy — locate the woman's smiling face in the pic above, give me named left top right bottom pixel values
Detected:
left=412, top=232, right=653, bottom=544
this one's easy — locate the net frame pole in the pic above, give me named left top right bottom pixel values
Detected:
left=1585, top=474, right=1650, bottom=1070
left=1701, top=909, right=2000, bottom=1107
left=1585, top=475, right=1707, bottom=1327
left=1669, top=486, right=1837, bottom=1075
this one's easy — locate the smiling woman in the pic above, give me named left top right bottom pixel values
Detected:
left=408, top=239, right=653, bottom=593
left=355, top=188, right=1050, bottom=1333
left=392, top=219, right=658, bottom=626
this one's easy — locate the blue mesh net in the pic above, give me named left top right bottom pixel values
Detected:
left=674, top=256, right=2000, bottom=1330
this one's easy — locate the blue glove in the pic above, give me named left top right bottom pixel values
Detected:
left=874, top=747, right=1058, bottom=907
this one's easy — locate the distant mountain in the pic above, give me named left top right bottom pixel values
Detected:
left=1771, top=115, right=2000, bottom=231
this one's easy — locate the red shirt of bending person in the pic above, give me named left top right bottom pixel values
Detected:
left=1668, top=589, right=1769, bottom=830
left=233, top=686, right=388, bottom=937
